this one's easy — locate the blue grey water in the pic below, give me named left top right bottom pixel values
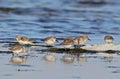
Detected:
left=0, top=0, right=120, bottom=79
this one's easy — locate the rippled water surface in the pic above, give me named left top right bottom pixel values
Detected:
left=0, top=0, right=120, bottom=79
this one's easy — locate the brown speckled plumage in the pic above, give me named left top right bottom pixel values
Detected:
left=44, top=36, right=57, bottom=45
left=15, top=35, right=35, bottom=45
left=60, top=38, right=74, bottom=45
left=104, top=35, right=114, bottom=43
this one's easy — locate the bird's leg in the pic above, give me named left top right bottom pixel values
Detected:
left=12, top=53, right=14, bottom=56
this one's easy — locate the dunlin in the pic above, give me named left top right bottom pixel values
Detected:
left=60, top=38, right=74, bottom=48
left=73, top=35, right=90, bottom=47
left=9, top=44, right=28, bottom=56
left=44, top=36, right=57, bottom=46
left=104, top=35, right=114, bottom=44
left=15, top=35, right=35, bottom=45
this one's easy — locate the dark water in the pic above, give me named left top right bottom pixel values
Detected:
left=0, top=0, right=120, bottom=79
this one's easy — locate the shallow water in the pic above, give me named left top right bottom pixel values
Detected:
left=0, top=0, right=120, bottom=79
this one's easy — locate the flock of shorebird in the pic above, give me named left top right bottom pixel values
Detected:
left=9, top=35, right=114, bottom=56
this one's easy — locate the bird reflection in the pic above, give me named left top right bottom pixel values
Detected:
left=43, top=53, right=56, bottom=62
left=61, top=54, right=75, bottom=64
left=10, top=56, right=27, bottom=64
left=76, top=53, right=87, bottom=63
left=97, top=52, right=117, bottom=62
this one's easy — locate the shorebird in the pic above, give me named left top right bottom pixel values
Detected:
left=9, top=44, right=28, bottom=56
left=73, top=35, right=90, bottom=47
left=104, top=35, right=114, bottom=44
left=44, top=36, right=57, bottom=46
left=60, top=37, right=74, bottom=49
left=15, top=35, right=35, bottom=45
